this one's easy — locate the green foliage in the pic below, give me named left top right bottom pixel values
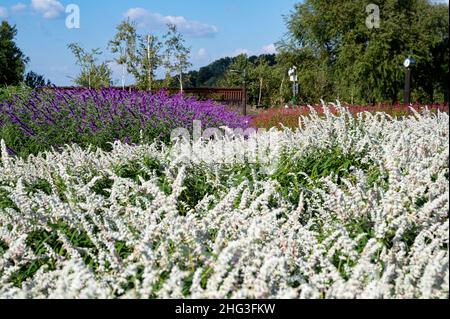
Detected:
left=9, top=221, right=98, bottom=287
left=196, top=57, right=235, bottom=87
left=74, top=62, right=112, bottom=89
left=163, top=24, right=192, bottom=91
left=219, top=53, right=286, bottom=106
left=0, top=21, right=28, bottom=86
left=24, top=71, right=51, bottom=88
left=220, top=54, right=249, bottom=88
left=177, top=166, right=216, bottom=215
left=109, top=20, right=165, bottom=91
left=134, top=34, right=163, bottom=91
left=0, top=84, right=32, bottom=102
left=272, top=146, right=384, bottom=206
left=109, top=19, right=138, bottom=89
left=0, top=186, right=18, bottom=211
left=176, top=54, right=284, bottom=105
left=165, top=0, right=447, bottom=105
left=155, top=0, right=448, bottom=106
left=68, top=43, right=112, bottom=88
left=146, top=145, right=386, bottom=216
left=24, top=178, right=52, bottom=195
left=278, top=0, right=449, bottom=104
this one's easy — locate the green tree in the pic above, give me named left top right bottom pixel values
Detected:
left=134, top=34, right=162, bottom=91
left=410, top=3, right=449, bottom=103
left=280, top=0, right=449, bottom=104
left=221, top=54, right=249, bottom=87
left=196, top=57, right=234, bottom=87
left=24, top=71, right=51, bottom=88
left=73, top=63, right=112, bottom=88
left=109, top=19, right=138, bottom=89
left=254, top=56, right=274, bottom=106
left=163, top=24, right=192, bottom=91
left=0, top=21, right=28, bottom=86
left=221, top=54, right=285, bottom=106
left=68, top=43, right=112, bottom=88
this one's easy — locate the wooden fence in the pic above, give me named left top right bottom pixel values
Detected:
left=44, top=86, right=247, bottom=115
left=167, top=88, right=244, bottom=105
left=45, top=86, right=245, bottom=105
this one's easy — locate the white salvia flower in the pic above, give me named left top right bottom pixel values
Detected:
left=1, top=139, right=12, bottom=173
left=0, top=109, right=447, bottom=298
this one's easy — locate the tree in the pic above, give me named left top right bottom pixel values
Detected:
left=197, top=57, right=233, bottom=87
left=254, top=57, right=272, bottom=106
left=24, top=71, right=51, bottom=88
left=134, top=34, right=162, bottom=91
left=73, top=62, right=112, bottom=88
left=279, top=0, right=449, bottom=104
left=68, top=43, right=112, bottom=88
left=0, top=21, right=28, bottom=86
left=109, top=19, right=138, bottom=89
left=410, top=3, right=449, bottom=103
left=221, top=54, right=249, bottom=88
left=163, top=24, right=192, bottom=91
left=220, top=54, right=284, bottom=106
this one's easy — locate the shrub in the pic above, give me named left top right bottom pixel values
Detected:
left=252, top=102, right=449, bottom=129
left=0, top=106, right=447, bottom=298
left=0, top=88, right=251, bottom=157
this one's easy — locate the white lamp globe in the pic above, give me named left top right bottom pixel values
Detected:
left=404, top=57, right=416, bottom=68
left=404, top=58, right=411, bottom=68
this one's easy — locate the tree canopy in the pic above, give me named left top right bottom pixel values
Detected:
left=278, top=0, right=449, bottom=104
left=0, top=21, right=28, bottom=86
left=68, top=43, right=112, bottom=89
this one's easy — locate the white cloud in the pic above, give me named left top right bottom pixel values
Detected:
left=11, top=2, right=27, bottom=13
left=49, top=65, right=70, bottom=73
left=196, top=48, right=208, bottom=59
left=124, top=8, right=218, bottom=38
left=192, top=48, right=210, bottom=63
left=124, top=7, right=148, bottom=22
left=31, top=0, right=64, bottom=19
left=261, top=43, right=277, bottom=55
left=232, top=48, right=250, bottom=56
left=430, top=0, right=449, bottom=3
left=230, top=44, right=277, bottom=58
left=0, top=7, right=8, bottom=18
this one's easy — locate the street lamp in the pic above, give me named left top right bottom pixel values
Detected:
left=288, top=66, right=298, bottom=105
left=403, top=57, right=416, bottom=105
left=230, top=69, right=247, bottom=116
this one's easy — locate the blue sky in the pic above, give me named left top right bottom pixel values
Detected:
left=0, top=0, right=300, bottom=86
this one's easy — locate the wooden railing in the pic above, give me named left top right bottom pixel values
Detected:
left=44, top=86, right=245, bottom=105
left=167, top=87, right=244, bottom=104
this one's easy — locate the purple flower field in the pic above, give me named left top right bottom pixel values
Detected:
left=0, top=88, right=251, bottom=157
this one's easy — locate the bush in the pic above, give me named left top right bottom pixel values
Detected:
left=0, top=88, right=251, bottom=157
left=252, top=103, right=449, bottom=129
left=0, top=107, right=447, bottom=298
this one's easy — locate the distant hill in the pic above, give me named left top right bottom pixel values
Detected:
left=183, top=54, right=277, bottom=88
left=195, top=57, right=235, bottom=87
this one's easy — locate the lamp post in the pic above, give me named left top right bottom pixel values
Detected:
left=403, top=57, right=416, bottom=105
left=288, top=66, right=298, bottom=106
left=230, top=69, right=247, bottom=116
